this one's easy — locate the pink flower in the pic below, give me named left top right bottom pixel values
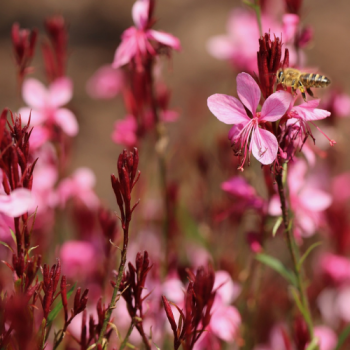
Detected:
left=0, top=171, right=33, bottom=217
left=19, top=77, right=78, bottom=136
left=313, top=326, right=337, bottom=350
left=111, top=115, right=138, bottom=146
left=112, top=0, right=181, bottom=69
left=57, top=168, right=99, bottom=209
left=287, top=98, right=334, bottom=146
left=208, top=72, right=292, bottom=169
left=207, top=9, right=281, bottom=72
left=60, top=240, right=96, bottom=279
left=320, top=253, right=350, bottom=284
left=282, top=14, right=299, bottom=42
left=86, top=65, right=124, bottom=99
left=269, top=159, right=332, bottom=237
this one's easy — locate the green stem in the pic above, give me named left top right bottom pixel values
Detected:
left=119, top=321, right=135, bottom=350
left=275, top=173, right=314, bottom=340
left=97, top=225, right=129, bottom=345
left=254, top=1, right=263, bottom=37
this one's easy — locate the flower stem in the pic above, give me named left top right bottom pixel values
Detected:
left=275, top=173, right=315, bottom=340
left=97, top=225, right=129, bottom=345
left=119, top=321, right=135, bottom=350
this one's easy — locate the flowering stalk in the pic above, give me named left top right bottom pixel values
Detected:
left=97, top=148, right=140, bottom=345
left=275, top=171, right=315, bottom=341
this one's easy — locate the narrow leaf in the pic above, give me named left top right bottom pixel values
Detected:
left=10, top=229, right=17, bottom=245
left=272, top=217, right=283, bottom=237
left=305, top=337, right=319, bottom=350
left=256, top=253, right=297, bottom=287
left=0, top=241, right=14, bottom=253
left=47, top=282, right=76, bottom=327
left=297, top=242, right=322, bottom=271
left=289, top=287, right=308, bottom=321
left=28, top=245, right=39, bottom=255
left=334, top=323, right=350, bottom=350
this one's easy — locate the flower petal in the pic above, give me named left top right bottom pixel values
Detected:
left=49, top=77, right=73, bottom=107
left=147, top=30, right=181, bottom=51
left=260, top=91, right=292, bottom=122
left=22, top=79, right=48, bottom=109
left=251, top=128, right=278, bottom=164
left=208, top=94, right=249, bottom=125
left=18, top=107, right=46, bottom=125
left=132, top=0, right=149, bottom=29
left=236, top=72, right=261, bottom=115
left=112, top=27, right=138, bottom=69
left=299, top=188, right=332, bottom=212
left=293, top=99, right=331, bottom=121
left=53, top=108, right=79, bottom=136
left=0, top=189, right=33, bottom=217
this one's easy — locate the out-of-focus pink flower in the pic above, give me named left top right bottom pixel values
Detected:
left=282, top=14, right=299, bottom=42
left=57, top=168, right=99, bottom=209
left=269, top=159, right=332, bottom=237
left=29, top=126, right=50, bottom=150
left=112, top=0, right=181, bottom=69
left=208, top=72, right=292, bottom=169
left=111, top=115, right=138, bottom=146
left=321, top=89, right=350, bottom=118
left=332, top=172, right=350, bottom=203
left=0, top=172, right=33, bottom=217
left=207, top=9, right=281, bottom=73
left=313, top=326, right=337, bottom=350
left=60, top=240, right=96, bottom=279
left=320, top=253, right=350, bottom=284
left=19, top=77, right=78, bottom=136
left=86, top=65, right=125, bottom=99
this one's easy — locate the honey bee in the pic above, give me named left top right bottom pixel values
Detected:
left=276, top=68, right=331, bottom=102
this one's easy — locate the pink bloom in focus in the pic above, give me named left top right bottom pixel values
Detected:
left=208, top=73, right=292, bottom=169
left=269, top=159, right=332, bottom=237
left=19, top=77, right=78, bottom=136
left=112, top=0, right=181, bottom=69
left=287, top=98, right=335, bottom=146
left=207, top=9, right=281, bottom=73
left=60, top=240, right=96, bottom=279
left=111, top=115, right=138, bottom=146
left=57, top=168, right=99, bottom=209
left=86, top=65, right=125, bottom=99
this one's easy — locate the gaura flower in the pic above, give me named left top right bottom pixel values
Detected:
left=111, top=115, right=138, bottom=147
left=112, top=0, right=181, bottom=69
left=208, top=72, right=292, bottom=170
left=19, top=77, right=78, bottom=136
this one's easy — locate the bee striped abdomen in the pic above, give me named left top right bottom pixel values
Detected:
left=301, top=73, right=331, bottom=88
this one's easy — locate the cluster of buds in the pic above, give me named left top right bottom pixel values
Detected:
left=116, top=251, right=153, bottom=349
left=42, top=15, right=68, bottom=82
left=111, top=148, right=140, bottom=229
left=257, top=33, right=286, bottom=99
left=11, top=23, right=37, bottom=86
left=0, top=109, right=37, bottom=280
left=163, top=265, right=216, bottom=350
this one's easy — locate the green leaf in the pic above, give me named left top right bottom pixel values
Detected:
left=290, top=286, right=308, bottom=320
left=256, top=253, right=297, bottom=287
left=272, top=217, right=283, bottom=237
left=10, top=229, right=17, bottom=245
left=334, top=323, right=350, bottom=350
left=0, top=241, right=14, bottom=253
left=46, top=282, right=76, bottom=327
left=28, top=245, right=39, bottom=256
left=297, top=242, right=322, bottom=271
left=305, top=337, right=319, bottom=350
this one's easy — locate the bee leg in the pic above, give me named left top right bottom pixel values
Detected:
left=306, top=87, right=317, bottom=98
left=298, top=81, right=307, bottom=102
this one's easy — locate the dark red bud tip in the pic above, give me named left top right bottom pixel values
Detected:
left=162, top=296, right=177, bottom=335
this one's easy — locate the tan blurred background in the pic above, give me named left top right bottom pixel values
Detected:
left=1, top=0, right=350, bottom=208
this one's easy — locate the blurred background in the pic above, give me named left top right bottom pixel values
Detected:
left=1, top=0, right=350, bottom=206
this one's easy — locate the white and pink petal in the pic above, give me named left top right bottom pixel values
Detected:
left=251, top=127, right=278, bottom=165
left=260, top=91, right=292, bottom=122
left=22, top=78, right=48, bottom=109
left=53, top=108, right=79, bottom=136
left=147, top=29, right=181, bottom=51
left=49, top=77, right=73, bottom=107
left=208, top=94, right=250, bottom=125
left=236, top=72, right=261, bottom=115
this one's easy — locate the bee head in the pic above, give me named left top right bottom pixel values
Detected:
left=276, top=70, right=284, bottom=83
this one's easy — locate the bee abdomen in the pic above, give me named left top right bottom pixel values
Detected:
left=301, top=73, right=331, bottom=88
